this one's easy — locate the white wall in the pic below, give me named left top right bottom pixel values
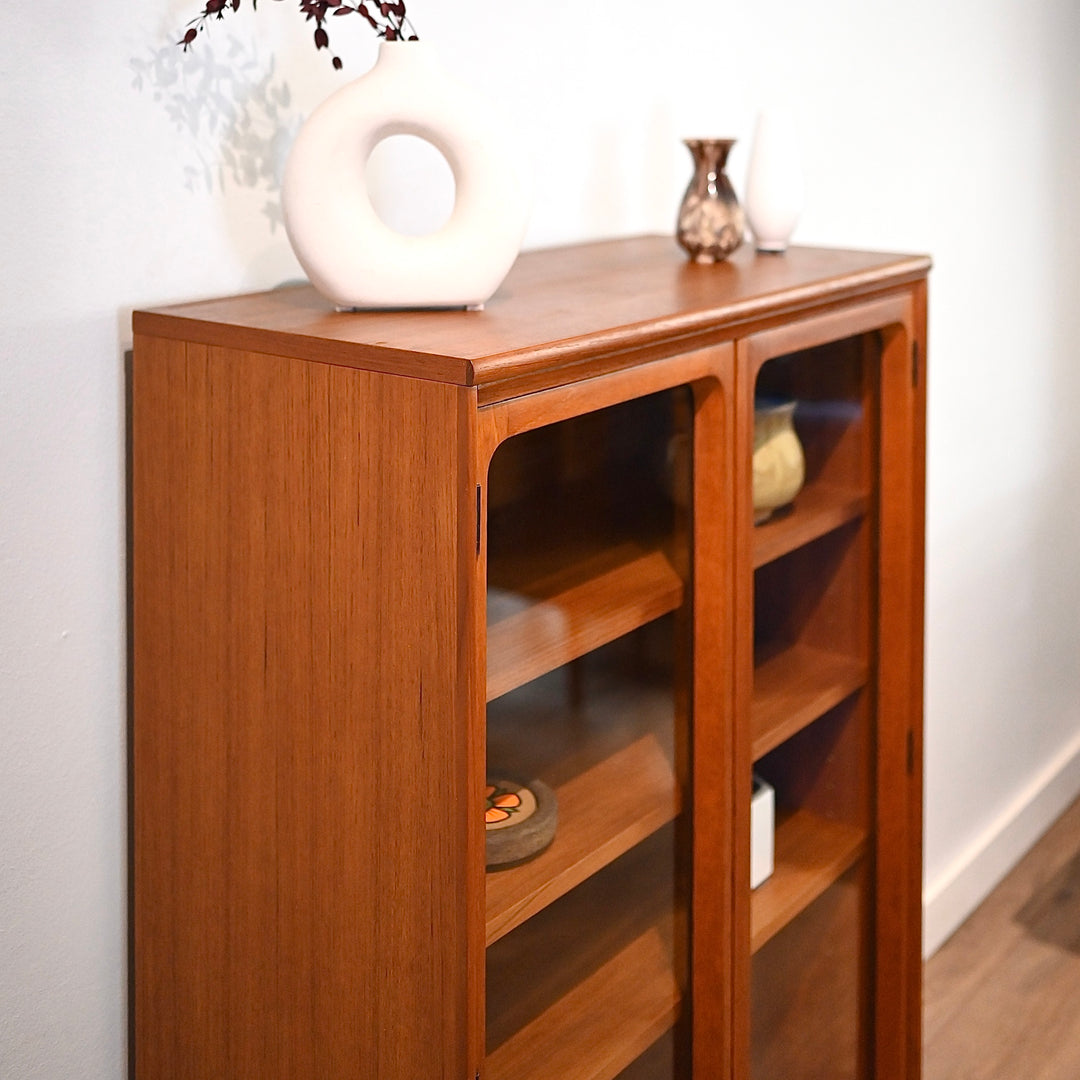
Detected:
left=2, top=0, right=1078, bottom=1075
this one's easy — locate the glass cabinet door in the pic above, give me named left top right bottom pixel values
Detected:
left=747, top=331, right=879, bottom=1079
left=482, top=385, right=696, bottom=1080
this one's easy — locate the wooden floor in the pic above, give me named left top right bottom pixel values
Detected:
left=924, top=795, right=1080, bottom=1079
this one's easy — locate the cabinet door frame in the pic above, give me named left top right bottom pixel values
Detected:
left=732, top=289, right=925, bottom=1080
left=470, top=341, right=738, bottom=1079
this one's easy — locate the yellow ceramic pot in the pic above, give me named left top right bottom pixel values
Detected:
left=753, top=398, right=804, bottom=523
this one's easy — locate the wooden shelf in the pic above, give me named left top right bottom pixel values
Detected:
left=487, top=926, right=680, bottom=1080
left=486, top=828, right=682, bottom=1080
left=750, top=809, right=867, bottom=953
left=487, top=732, right=679, bottom=943
left=751, top=643, right=868, bottom=761
left=752, top=483, right=869, bottom=569
left=613, top=1030, right=676, bottom=1079
left=486, top=647, right=679, bottom=944
left=487, top=542, right=684, bottom=702
left=751, top=868, right=864, bottom=1079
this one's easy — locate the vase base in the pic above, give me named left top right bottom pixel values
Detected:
left=335, top=302, right=485, bottom=313
left=755, top=242, right=789, bottom=254
left=754, top=502, right=795, bottom=525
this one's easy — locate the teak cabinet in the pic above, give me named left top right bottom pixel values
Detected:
left=132, top=236, right=929, bottom=1080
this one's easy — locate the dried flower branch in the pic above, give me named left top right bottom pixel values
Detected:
left=179, top=0, right=417, bottom=71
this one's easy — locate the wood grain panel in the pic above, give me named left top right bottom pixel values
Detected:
left=488, top=926, right=680, bottom=1080
left=133, top=336, right=476, bottom=1080
left=751, top=643, right=868, bottom=760
left=750, top=812, right=867, bottom=952
left=752, top=866, right=868, bottom=1078
left=685, top=371, right=737, bottom=1080
left=133, top=336, right=230, bottom=1078
left=756, top=692, right=873, bottom=837
left=134, top=240, right=929, bottom=393
left=874, top=298, right=925, bottom=1080
left=476, top=339, right=734, bottom=440
left=613, top=1030, right=680, bottom=1079
left=486, top=827, right=681, bottom=1080
left=486, top=732, right=679, bottom=944
left=486, top=545, right=683, bottom=701
left=751, top=484, right=869, bottom=569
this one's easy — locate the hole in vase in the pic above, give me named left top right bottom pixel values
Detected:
left=366, top=134, right=456, bottom=237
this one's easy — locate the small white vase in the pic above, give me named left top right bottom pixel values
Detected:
left=744, top=108, right=804, bottom=254
left=282, top=41, right=530, bottom=310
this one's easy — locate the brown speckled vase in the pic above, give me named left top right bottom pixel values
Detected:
left=677, top=138, right=745, bottom=263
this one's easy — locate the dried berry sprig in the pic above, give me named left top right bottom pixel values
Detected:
left=179, top=0, right=417, bottom=71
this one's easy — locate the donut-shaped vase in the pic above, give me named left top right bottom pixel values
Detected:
left=282, top=41, right=530, bottom=310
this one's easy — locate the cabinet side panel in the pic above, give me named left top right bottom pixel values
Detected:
left=133, top=337, right=470, bottom=1080
left=875, top=295, right=926, bottom=1080
left=134, top=335, right=230, bottom=1079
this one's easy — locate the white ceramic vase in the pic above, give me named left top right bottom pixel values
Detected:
left=282, top=41, right=530, bottom=310
left=744, top=108, right=804, bottom=254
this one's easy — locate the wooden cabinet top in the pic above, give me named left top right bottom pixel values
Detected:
left=134, top=235, right=930, bottom=393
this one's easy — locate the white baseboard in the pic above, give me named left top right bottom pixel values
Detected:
left=922, top=729, right=1080, bottom=958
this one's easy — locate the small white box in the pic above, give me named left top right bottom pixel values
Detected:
left=751, top=775, right=775, bottom=889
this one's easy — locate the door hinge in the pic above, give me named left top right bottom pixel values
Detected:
left=906, top=729, right=916, bottom=775
left=912, top=340, right=920, bottom=388
left=475, top=484, right=482, bottom=555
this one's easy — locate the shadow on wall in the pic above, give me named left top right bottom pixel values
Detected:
left=130, top=37, right=303, bottom=232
